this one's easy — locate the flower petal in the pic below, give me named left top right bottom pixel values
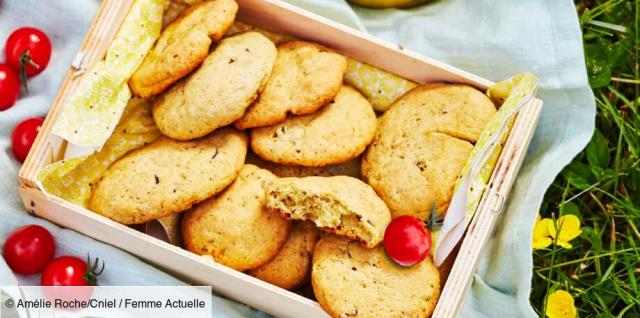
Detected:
left=546, top=290, right=577, bottom=318
left=534, top=218, right=553, bottom=237
left=549, top=215, right=582, bottom=247
left=556, top=240, right=573, bottom=249
left=533, top=237, right=553, bottom=249
left=532, top=217, right=554, bottom=249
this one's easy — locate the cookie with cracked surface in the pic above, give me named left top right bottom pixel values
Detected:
left=235, top=41, right=347, bottom=129
left=182, top=164, right=290, bottom=271
left=89, top=127, right=247, bottom=224
left=373, top=83, right=497, bottom=143
left=265, top=176, right=390, bottom=248
left=153, top=32, right=277, bottom=140
left=362, top=84, right=496, bottom=220
left=312, top=235, right=440, bottom=318
left=248, top=221, right=320, bottom=289
left=251, top=86, right=377, bottom=167
left=130, top=0, right=238, bottom=98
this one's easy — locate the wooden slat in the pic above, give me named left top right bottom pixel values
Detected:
left=18, top=185, right=328, bottom=318
left=18, top=0, right=133, bottom=188
left=236, top=0, right=493, bottom=89
left=432, top=98, right=543, bottom=318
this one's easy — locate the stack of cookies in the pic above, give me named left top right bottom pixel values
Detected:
left=87, top=1, right=497, bottom=317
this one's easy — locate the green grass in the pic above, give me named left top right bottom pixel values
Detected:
left=531, top=0, right=640, bottom=317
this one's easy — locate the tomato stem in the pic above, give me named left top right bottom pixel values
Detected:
left=18, top=49, right=39, bottom=94
left=84, top=253, right=105, bottom=286
left=427, top=204, right=443, bottom=230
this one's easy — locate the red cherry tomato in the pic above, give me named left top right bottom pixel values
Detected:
left=41, top=256, right=104, bottom=304
left=0, top=64, right=20, bottom=111
left=2, top=224, right=55, bottom=275
left=42, top=256, right=90, bottom=286
left=11, top=117, right=44, bottom=162
left=383, top=215, right=432, bottom=267
left=5, top=27, right=52, bottom=78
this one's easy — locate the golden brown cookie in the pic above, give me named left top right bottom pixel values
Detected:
left=312, top=235, right=440, bottom=318
left=251, top=86, right=377, bottom=167
left=246, top=151, right=361, bottom=179
left=248, top=221, right=320, bottom=289
left=174, top=0, right=205, bottom=4
left=235, top=41, right=347, bottom=129
left=89, top=127, right=247, bottom=224
left=153, top=32, right=277, bottom=140
left=130, top=0, right=238, bottom=98
left=381, top=83, right=497, bottom=143
left=362, top=84, right=496, bottom=220
left=265, top=176, right=391, bottom=248
left=224, top=21, right=294, bottom=45
left=182, top=164, right=290, bottom=271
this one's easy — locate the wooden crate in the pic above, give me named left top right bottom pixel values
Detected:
left=18, top=0, right=543, bottom=317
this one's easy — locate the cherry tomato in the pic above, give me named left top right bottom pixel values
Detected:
left=11, top=117, right=44, bottom=163
left=0, top=64, right=20, bottom=111
left=2, top=224, right=55, bottom=275
left=383, top=215, right=432, bottom=267
left=5, top=27, right=52, bottom=78
left=42, top=256, right=88, bottom=286
left=41, top=255, right=103, bottom=304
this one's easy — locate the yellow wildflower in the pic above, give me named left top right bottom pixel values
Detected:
left=546, top=290, right=577, bottom=318
left=532, top=214, right=582, bottom=249
left=533, top=215, right=554, bottom=249
left=549, top=215, right=582, bottom=248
